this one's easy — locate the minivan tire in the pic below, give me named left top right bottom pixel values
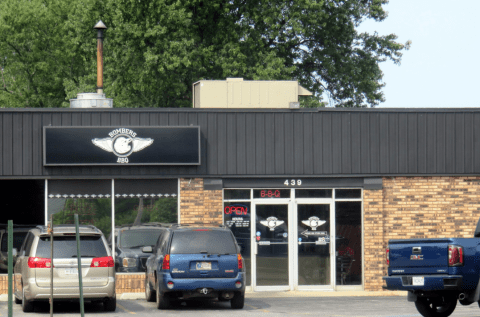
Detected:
left=156, top=280, right=170, bottom=309
left=231, top=292, right=244, bottom=309
left=22, top=287, right=34, bottom=312
left=104, top=296, right=117, bottom=311
left=145, top=275, right=155, bottom=302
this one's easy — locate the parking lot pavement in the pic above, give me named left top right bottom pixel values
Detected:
left=2, top=295, right=480, bottom=317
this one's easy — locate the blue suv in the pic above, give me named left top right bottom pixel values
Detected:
left=144, top=225, right=245, bottom=309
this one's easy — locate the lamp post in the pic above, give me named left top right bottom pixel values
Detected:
left=94, top=20, right=107, bottom=94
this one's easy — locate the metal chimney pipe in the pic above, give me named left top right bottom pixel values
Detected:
left=93, top=21, right=107, bottom=94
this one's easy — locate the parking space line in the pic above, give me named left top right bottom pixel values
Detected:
left=116, top=302, right=136, bottom=314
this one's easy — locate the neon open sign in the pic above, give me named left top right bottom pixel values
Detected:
left=224, top=204, right=248, bottom=215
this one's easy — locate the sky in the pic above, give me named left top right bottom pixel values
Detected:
left=356, top=0, right=480, bottom=108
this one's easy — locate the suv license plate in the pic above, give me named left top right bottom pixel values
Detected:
left=65, top=268, right=78, bottom=275
left=412, top=277, right=424, bottom=286
left=196, top=262, right=212, bottom=270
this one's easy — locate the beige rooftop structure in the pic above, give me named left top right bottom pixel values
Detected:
left=193, top=78, right=312, bottom=109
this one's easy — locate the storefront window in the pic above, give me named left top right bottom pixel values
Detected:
left=224, top=189, right=250, bottom=200
left=335, top=189, right=361, bottom=199
left=253, top=189, right=290, bottom=199
left=295, top=189, right=332, bottom=198
left=335, top=201, right=362, bottom=286
left=224, top=202, right=251, bottom=286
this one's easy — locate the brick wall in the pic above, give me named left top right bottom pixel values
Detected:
left=364, top=176, right=480, bottom=291
left=179, top=178, right=223, bottom=226
left=116, top=273, right=144, bottom=294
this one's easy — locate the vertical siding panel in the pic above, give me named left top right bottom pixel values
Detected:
left=22, top=114, right=32, bottom=176
left=284, top=114, right=294, bottom=175
left=417, top=113, right=426, bottom=173
left=379, top=113, right=389, bottom=173
left=197, top=112, right=209, bottom=175
left=436, top=113, right=446, bottom=173
left=388, top=114, right=398, bottom=174
left=13, top=113, right=23, bottom=175
left=455, top=113, right=465, bottom=173
left=227, top=113, right=237, bottom=175
left=265, top=113, right=275, bottom=175
left=426, top=113, right=436, bottom=173
left=303, top=113, right=313, bottom=175
left=274, top=113, right=285, bottom=175
left=207, top=113, right=218, bottom=175
left=350, top=113, right=360, bottom=174
left=407, top=113, right=417, bottom=173
left=369, top=113, right=379, bottom=173
left=341, top=113, right=351, bottom=174
left=332, top=113, right=342, bottom=174
left=236, top=113, right=246, bottom=175
left=360, top=113, right=369, bottom=174
left=465, top=113, right=473, bottom=173
left=217, top=113, right=227, bottom=175
left=255, top=113, right=266, bottom=175
left=294, top=113, right=304, bottom=175
left=322, top=113, right=332, bottom=174
left=445, top=113, right=455, bottom=173
left=33, top=114, right=43, bottom=176
left=313, top=113, right=323, bottom=174
left=398, top=113, right=408, bottom=173
left=245, top=113, right=256, bottom=175
left=3, top=113, right=13, bottom=175
left=474, top=113, right=480, bottom=172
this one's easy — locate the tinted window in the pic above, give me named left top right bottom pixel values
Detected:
left=119, top=229, right=164, bottom=248
left=23, top=233, right=35, bottom=255
left=335, top=189, right=361, bottom=199
left=170, top=231, right=237, bottom=254
left=1, top=232, right=28, bottom=251
left=35, top=236, right=107, bottom=258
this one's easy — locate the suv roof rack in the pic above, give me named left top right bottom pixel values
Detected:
left=117, top=222, right=173, bottom=229
left=35, top=224, right=100, bottom=235
left=169, top=224, right=228, bottom=229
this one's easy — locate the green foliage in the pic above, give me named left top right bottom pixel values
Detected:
left=0, top=0, right=409, bottom=108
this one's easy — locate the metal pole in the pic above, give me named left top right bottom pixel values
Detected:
left=75, top=214, right=85, bottom=317
left=48, top=215, right=54, bottom=316
left=7, top=220, right=13, bottom=317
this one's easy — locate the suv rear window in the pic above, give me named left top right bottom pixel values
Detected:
left=1, top=232, right=28, bottom=251
left=119, top=229, right=164, bottom=248
left=170, top=230, right=237, bottom=254
left=35, top=236, right=108, bottom=258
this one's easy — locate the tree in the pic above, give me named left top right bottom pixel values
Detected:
left=0, top=0, right=409, bottom=108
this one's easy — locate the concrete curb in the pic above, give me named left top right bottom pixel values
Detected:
left=0, top=291, right=406, bottom=302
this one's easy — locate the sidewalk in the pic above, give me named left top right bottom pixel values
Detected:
left=0, top=290, right=406, bottom=301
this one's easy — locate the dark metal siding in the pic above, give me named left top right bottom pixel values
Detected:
left=2, top=108, right=480, bottom=178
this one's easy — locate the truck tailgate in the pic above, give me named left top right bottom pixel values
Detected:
left=389, top=239, right=450, bottom=273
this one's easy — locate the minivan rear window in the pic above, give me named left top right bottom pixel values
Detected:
left=35, top=236, right=108, bottom=258
left=170, top=231, right=237, bottom=254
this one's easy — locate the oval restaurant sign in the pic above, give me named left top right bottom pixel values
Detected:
left=44, top=126, right=200, bottom=166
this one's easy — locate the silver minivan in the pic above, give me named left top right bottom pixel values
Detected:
left=14, top=225, right=116, bottom=312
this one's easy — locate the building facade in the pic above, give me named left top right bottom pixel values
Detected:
left=1, top=107, right=480, bottom=293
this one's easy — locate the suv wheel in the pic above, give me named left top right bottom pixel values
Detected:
left=145, top=275, right=155, bottom=302
left=156, top=280, right=170, bottom=309
left=22, top=287, right=34, bottom=312
left=230, top=292, right=244, bottom=309
left=104, top=296, right=117, bottom=311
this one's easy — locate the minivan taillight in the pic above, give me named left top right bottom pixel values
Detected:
left=90, top=256, right=114, bottom=267
left=162, top=254, right=170, bottom=270
left=28, top=257, right=52, bottom=268
left=386, top=247, right=390, bottom=267
left=448, top=245, right=464, bottom=267
left=237, top=254, right=243, bottom=269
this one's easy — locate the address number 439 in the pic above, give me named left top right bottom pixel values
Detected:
left=284, top=179, right=302, bottom=186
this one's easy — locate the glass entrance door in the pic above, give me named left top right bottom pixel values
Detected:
left=253, top=204, right=290, bottom=290
left=296, top=203, right=334, bottom=289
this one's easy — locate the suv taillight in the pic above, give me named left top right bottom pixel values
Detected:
left=237, top=254, right=243, bottom=269
left=162, top=254, right=170, bottom=270
left=90, top=256, right=114, bottom=267
left=386, top=247, right=390, bottom=267
left=28, top=257, right=52, bottom=268
left=448, top=245, right=464, bottom=266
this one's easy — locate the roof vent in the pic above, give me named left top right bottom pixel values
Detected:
left=70, top=20, right=112, bottom=108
